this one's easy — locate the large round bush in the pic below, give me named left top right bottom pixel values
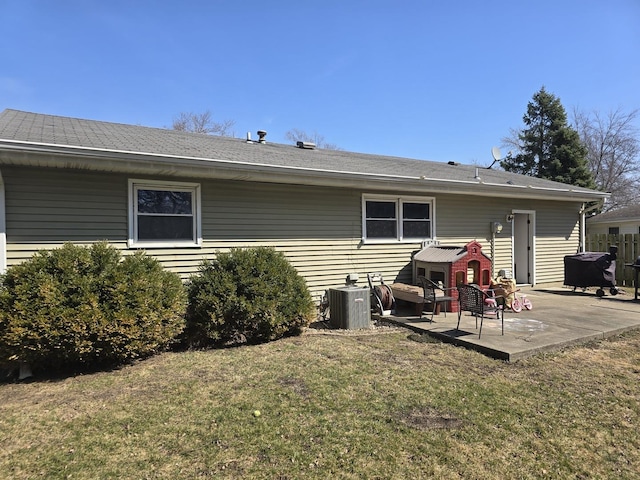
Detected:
left=0, top=242, right=186, bottom=373
left=184, top=247, right=315, bottom=347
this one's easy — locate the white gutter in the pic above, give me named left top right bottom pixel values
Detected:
left=0, top=139, right=610, bottom=202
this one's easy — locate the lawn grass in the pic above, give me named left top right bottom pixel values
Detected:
left=1, top=327, right=639, bottom=479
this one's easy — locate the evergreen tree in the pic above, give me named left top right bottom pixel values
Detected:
left=502, top=87, right=595, bottom=188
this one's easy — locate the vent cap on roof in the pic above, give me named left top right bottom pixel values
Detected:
left=257, top=130, right=267, bottom=143
left=296, top=141, right=316, bottom=150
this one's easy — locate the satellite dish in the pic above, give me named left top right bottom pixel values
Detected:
left=487, top=146, right=502, bottom=169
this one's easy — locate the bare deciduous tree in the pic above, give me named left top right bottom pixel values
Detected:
left=572, top=107, right=640, bottom=211
left=285, top=128, right=342, bottom=150
left=172, top=110, right=235, bottom=137
left=501, top=127, right=523, bottom=155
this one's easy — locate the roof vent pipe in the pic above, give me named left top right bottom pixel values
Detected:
left=296, top=141, right=316, bottom=149
left=474, top=167, right=481, bottom=181
left=246, top=132, right=252, bottom=143
left=257, top=130, right=267, bottom=143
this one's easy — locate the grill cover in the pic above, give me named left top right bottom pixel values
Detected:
left=564, top=252, right=616, bottom=288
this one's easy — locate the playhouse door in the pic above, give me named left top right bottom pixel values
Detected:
left=513, top=211, right=534, bottom=285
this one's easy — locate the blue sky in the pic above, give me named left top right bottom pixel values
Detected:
left=2, top=0, right=639, bottom=165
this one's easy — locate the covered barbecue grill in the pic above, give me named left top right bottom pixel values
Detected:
left=564, top=246, right=619, bottom=297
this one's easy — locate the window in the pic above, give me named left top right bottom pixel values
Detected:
left=608, top=227, right=620, bottom=235
left=402, top=201, right=431, bottom=238
left=128, top=180, right=201, bottom=247
left=362, top=195, right=434, bottom=242
left=365, top=200, right=397, bottom=239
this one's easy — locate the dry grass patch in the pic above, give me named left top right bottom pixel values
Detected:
left=1, top=329, right=639, bottom=479
left=398, top=407, right=464, bottom=430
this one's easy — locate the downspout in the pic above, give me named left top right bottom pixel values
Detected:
left=579, top=200, right=604, bottom=253
left=0, top=170, right=5, bottom=273
left=490, top=221, right=503, bottom=277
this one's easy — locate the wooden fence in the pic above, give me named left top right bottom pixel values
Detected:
left=586, top=233, right=639, bottom=287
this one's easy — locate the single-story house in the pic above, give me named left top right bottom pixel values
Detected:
left=0, top=109, right=609, bottom=302
left=586, top=204, right=640, bottom=236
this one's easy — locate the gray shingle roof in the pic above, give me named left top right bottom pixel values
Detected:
left=587, top=204, right=640, bottom=223
left=0, top=109, right=607, bottom=201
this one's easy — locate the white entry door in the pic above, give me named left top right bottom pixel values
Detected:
left=513, top=211, right=535, bottom=285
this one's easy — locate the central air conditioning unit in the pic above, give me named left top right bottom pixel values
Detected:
left=328, top=286, right=371, bottom=329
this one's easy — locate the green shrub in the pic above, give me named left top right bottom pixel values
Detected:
left=184, top=247, right=315, bottom=347
left=0, top=242, right=186, bottom=373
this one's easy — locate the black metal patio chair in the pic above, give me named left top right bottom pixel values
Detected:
left=456, top=283, right=504, bottom=338
left=418, top=276, right=456, bottom=323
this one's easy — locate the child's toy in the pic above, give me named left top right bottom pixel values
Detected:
left=509, top=289, right=532, bottom=313
left=490, top=269, right=532, bottom=312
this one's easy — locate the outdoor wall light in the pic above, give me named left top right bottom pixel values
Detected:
left=506, top=214, right=514, bottom=223
left=492, top=222, right=503, bottom=234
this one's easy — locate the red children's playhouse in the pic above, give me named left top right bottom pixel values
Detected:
left=412, top=241, right=492, bottom=313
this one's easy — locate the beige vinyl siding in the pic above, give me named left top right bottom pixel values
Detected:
left=433, top=194, right=582, bottom=284
left=200, top=182, right=421, bottom=297
left=201, top=181, right=360, bottom=240
left=3, top=167, right=127, bottom=242
left=434, top=193, right=515, bottom=276
left=586, top=224, right=609, bottom=235
left=533, top=202, right=581, bottom=283
left=587, top=221, right=640, bottom=235
left=2, top=166, right=584, bottom=301
left=2, top=167, right=422, bottom=299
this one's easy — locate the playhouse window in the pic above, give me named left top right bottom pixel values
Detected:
left=128, top=179, right=202, bottom=248
left=363, top=195, right=434, bottom=242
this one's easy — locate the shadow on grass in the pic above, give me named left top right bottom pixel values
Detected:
left=0, top=359, right=133, bottom=385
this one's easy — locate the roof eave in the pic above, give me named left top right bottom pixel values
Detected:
left=587, top=217, right=640, bottom=225
left=0, top=140, right=609, bottom=202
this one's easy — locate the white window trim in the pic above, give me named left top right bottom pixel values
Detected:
left=361, top=194, right=436, bottom=244
left=128, top=179, right=202, bottom=248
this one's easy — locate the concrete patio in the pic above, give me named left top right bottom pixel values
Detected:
left=378, top=284, right=640, bottom=362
